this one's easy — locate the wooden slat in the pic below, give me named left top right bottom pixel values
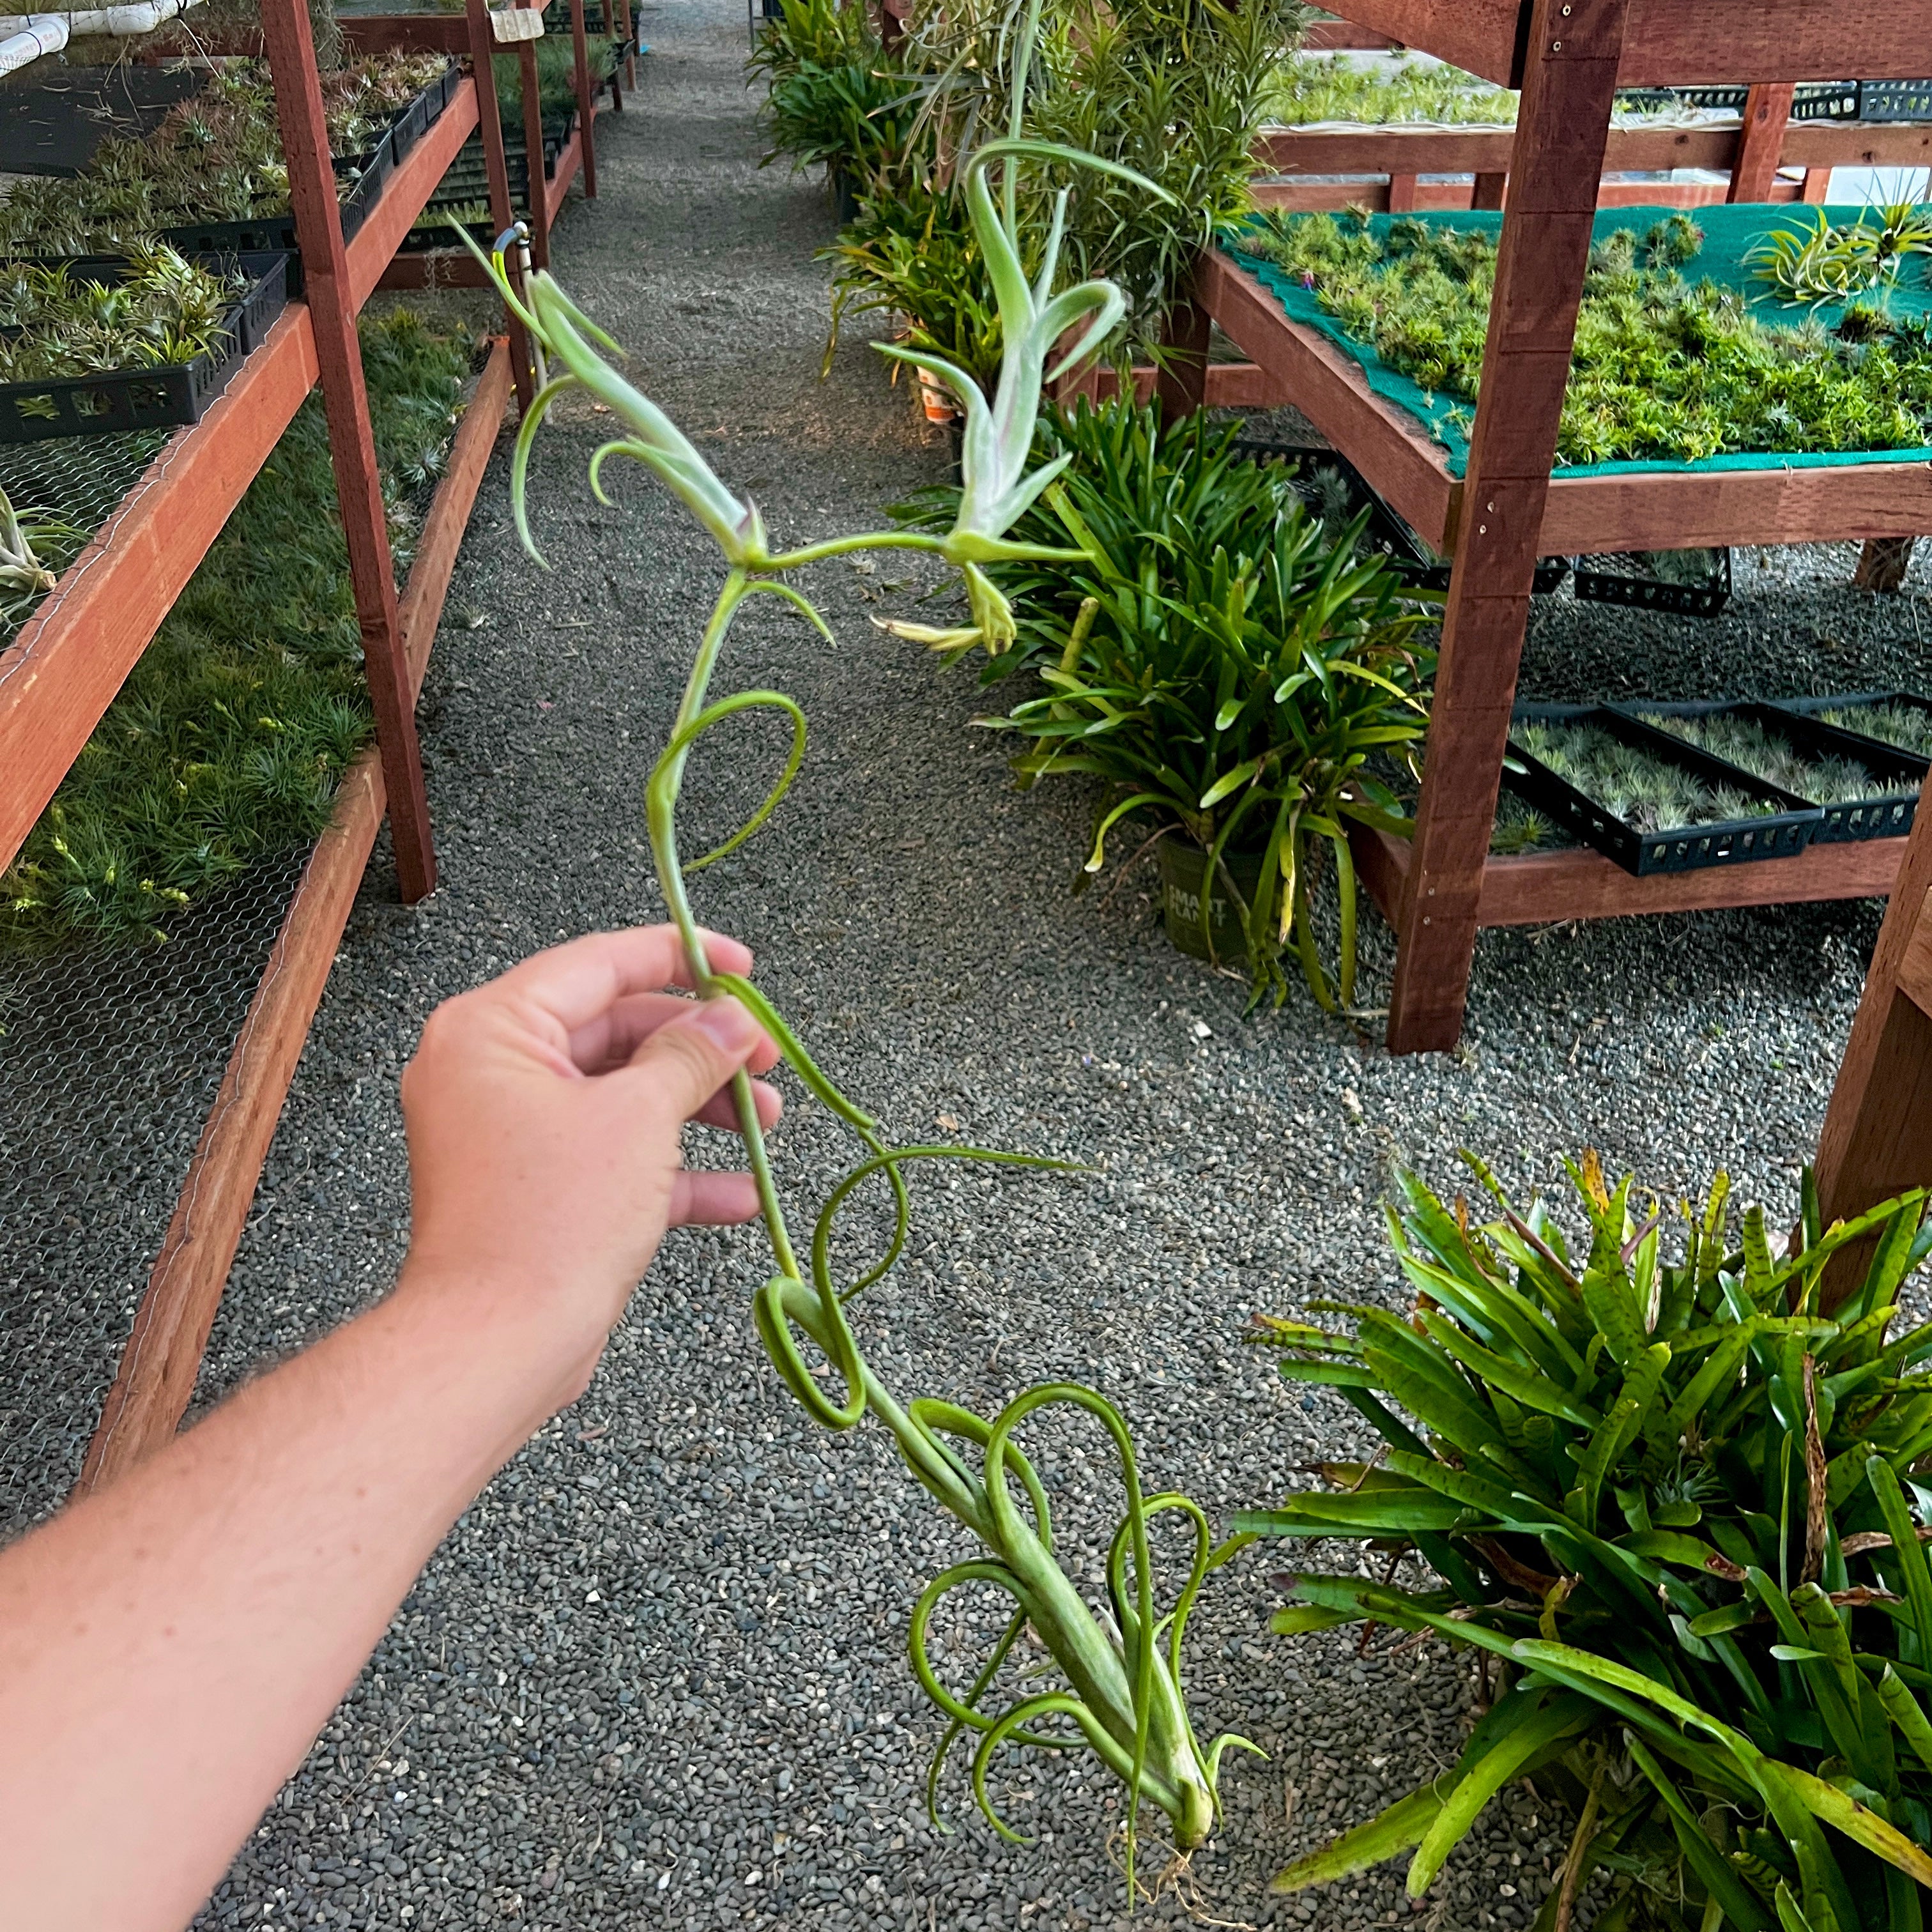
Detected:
left=1728, top=84, right=1797, bottom=202
left=0, top=313, right=319, bottom=877
left=1197, top=249, right=1458, bottom=549
left=1620, top=0, right=1931, bottom=86
left=1255, top=122, right=1740, bottom=176
left=342, top=12, right=470, bottom=50
left=1475, top=833, right=1904, bottom=924
left=1314, top=0, right=1525, bottom=83
left=76, top=340, right=510, bottom=1496
left=1302, top=16, right=1399, bottom=49
left=1540, top=462, right=1932, bottom=553
left=543, top=112, right=589, bottom=232
left=1250, top=174, right=1745, bottom=214
left=1892, top=892, right=1932, bottom=1019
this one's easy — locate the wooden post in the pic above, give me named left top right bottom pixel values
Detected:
left=569, top=0, right=597, bottom=199
left=1384, top=0, right=1630, bottom=1055
left=1728, top=82, right=1795, bottom=203
left=1387, top=171, right=1420, bottom=212
left=1854, top=536, right=1919, bottom=592
left=1153, top=275, right=1211, bottom=418
left=1801, top=166, right=1832, bottom=202
left=1471, top=172, right=1506, bottom=209
left=466, top=0, right=537, bottom=409
left=518, top=29, right=549, bottom=268
left=260, top=0, right=436, bottom=903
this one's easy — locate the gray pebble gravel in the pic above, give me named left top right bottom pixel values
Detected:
left=150, top=5, right=1932, bottom=1929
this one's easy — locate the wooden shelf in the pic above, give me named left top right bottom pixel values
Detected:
left=1350, top=820, right=1907, bottom=928
left=1333, top=0, right=1932, bottom=89
left=0, top=76, right=482, bottom=878
left=1198, top=247, right=1932, bottom=558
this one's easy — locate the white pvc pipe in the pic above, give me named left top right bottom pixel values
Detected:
left=0, top=0, right=204, bottom=80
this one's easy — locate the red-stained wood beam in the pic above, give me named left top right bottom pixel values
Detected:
left=1386, top=0, right=1631, bottom=1055
left=516, top=34, right=549, bottom=270
left=569, top=0, right=598, bottom=199
left=1728, top=83, right=1797, bottom=203
left=1310, top=0, right=1524, bottom=84
left=1619, top=0, right=1930, bottom=86
left=0, top=312, right=319, bottom=877
left=1194, top=249, right=1459, bottom=551
left=264, top=0, right=435, bottom=902
left=464, top=0, right=535, bottom=410
left=76, top=341, right=511, bottom=1496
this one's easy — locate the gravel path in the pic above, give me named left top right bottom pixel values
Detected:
left=175, top=9, right=1932, bottom=1930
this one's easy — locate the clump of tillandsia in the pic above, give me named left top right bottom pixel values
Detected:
left=459, top=135, right=1259, bottom=1894
left=0, top=485, right=70, bottom=603
left=1238, top=1153, right=1932, bottom=1930
left=1746, top=200, right=1932, bottom=310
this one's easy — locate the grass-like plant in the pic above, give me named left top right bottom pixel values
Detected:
left=0, top=246, right=240, bottom=386
left=750, top=0, right=922, bottom=190
left=1820, top=703, right=1932, bottom=762
left=1241, top=1154, right=1932, bottom=1931
left=1262, top=52, right=1519, bottom=127
left=1242, top=210, right=1932, bottom=466
left=1, top=310, right=473, bottom=947
left=464, top=55, right=1271, bottom=1884
left=1636, top=712, right=1910, bottom=808
left=1514, top=718, right=1776, bottom=833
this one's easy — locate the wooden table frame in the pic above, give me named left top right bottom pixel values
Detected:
left=1161, top=0, right=1932, bottom=1054
left=0, top=3, right=523, bottom=1485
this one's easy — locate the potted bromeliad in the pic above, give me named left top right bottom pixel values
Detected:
left=1244, top=1153, right=1932, bottom=1931
left=464, top=9, right=1264, bottom=1900
left=897, top=399, right=1434, bottom=1012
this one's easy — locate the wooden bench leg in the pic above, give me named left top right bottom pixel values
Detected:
left=1387, top=171, right=1420, bottom=212
left=1386, top=0, right=1630, bottom=1054
left=1153, top=270, right=1211, bottom=419
left=1855, top=537, right=1919, bottom=592
left=1727, top=82, right=1795, bottom=203
left=1470, top=171, right=1506, bottom=210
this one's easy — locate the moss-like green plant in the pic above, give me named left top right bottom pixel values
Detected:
left=0, top=246, right=240, bottom=385
left=1, top=310, right=473, bottom=947
left=1514, top=718, right=1774, bottom=832
left=1243, top=210, right=1932, bottom=466
left=466, top=47, right=1264, bottom=1886
left=1636, top=711, right=1908, bottom=808
left=1820, top=702, right=1932, bottom=761
left=1262, top=52, right=1519, bottom=126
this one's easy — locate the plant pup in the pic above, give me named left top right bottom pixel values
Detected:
left=461, top=20, right=1260, bottom=1892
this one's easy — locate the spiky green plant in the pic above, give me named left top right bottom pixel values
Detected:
left=1636, top=712, right=1910, bottom=808
left=1240, top=1153, right=1932, bottom=1929
left=1820, top=703, right=1932, bottom=763
left=1514, top=718, right=1777, bottom=833
left=1747, top=201, right=1932, bottom=310
left=464, top=53, right=1258, bottom=1889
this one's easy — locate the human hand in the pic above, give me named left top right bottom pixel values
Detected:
left=396, top=926, right=781, bottom=1396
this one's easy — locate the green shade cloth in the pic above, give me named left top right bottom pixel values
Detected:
left=1219, top=203, right=1932, bottom=479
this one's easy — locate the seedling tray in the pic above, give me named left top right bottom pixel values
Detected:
left=1573, top=546, right=1731, bottom=618
left=1773, top=691, right=1932, bottom=801
left=1664, top=80, right=1861, bottom=120
left=1236, top=439, right=1570, bottom=594
left=1855, top=79, right=1932, bottom=123
left=1503, top=702, right=1821, bottom=875
left=1611, top=697, right=1924, bottom=843
left=0, top=251, right=291, bottom=445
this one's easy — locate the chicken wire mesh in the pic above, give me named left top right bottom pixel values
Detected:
left=0, top=848, right=309, bottom=1535
left=0, top=427, right=169, bottom=650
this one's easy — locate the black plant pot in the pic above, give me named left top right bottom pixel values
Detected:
left=1158, top=840, right=1267, bottom=964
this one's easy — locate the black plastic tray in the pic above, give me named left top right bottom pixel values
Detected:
left=1504, top=702, right=1822, bottom=875
left=1613, top=697, right=1923, bottom=844
left=0, top=250, right=291, bottom=444
left=1236, top=439, right=1571, bottom=595
left=1855, top=80, right=1932, bottom=123
left=1773, top=691, right=1932, bottom=797
left=1573, top=546, right=1731, bottom=618
left=1663, top=80, right=1861, bottom=121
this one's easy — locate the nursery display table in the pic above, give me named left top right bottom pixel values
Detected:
left=1162, top=0, right=1932, bottom=1054
left=0, top=0, right=525, bottom=1488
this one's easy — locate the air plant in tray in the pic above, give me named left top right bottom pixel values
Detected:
left=461, top=28, right=1259, bottom=1891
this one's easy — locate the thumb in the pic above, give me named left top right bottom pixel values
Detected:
left=624, top=994, right=767, bottom=1121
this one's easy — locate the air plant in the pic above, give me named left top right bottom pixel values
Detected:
left=1636, top=710, right=1910, bottom=808
left=1747, top=200, right=1932, bottom=310
left=0, top=485, right=71, bottom=603
left=461, top=44, right=1264, bottom=1889
left=1513, top=718, right=1777, bottom=834
left=0, top=247, right=240, bottom=387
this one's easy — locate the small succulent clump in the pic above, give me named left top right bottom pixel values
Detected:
left=1241, top=210, right=1932, bottom=465
left=0, top=248, right=241, bottom=385
left=1821, top=699, right=1932, bottom=760
left=1489, top=791, right=1558, bottom=855
left=1637, top=710, right=1906, bottom=806
left=1514, top=719, right=1774, bottom=832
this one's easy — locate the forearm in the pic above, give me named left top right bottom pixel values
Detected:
left=0, top=1265, right=583, bottom=1931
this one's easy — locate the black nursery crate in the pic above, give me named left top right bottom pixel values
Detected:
left=0, top=250, right=291, bottom=445
left=1773, top=691, right=1932, bottom=799
left=1503, top=702, right=1822, bottom=876
left=1858, top=79, right=1932, bottom=123
left=1612, top=697, right=1924, bottom=844
left=1573, top=546, right=1731, bottom=618
left=1663, top=81, right=1860, bottom=120
left=384, top=61, right=461, bottom=161
left=1236, top=438, right=1571, bottom=594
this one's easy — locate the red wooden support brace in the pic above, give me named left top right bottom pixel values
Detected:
left=1153, top=273, right=1211, bottom=418
left=466, top=0, right=538, bottom=408
left=1728, top=82, right=1795, bottom=203
left=569, top=0, right=598, bottom=199
left=516, top=6, right=549, bottom=270
left=1385, top=0, right=1631, bottom=1054
left=261, top=0, right=436, bottom=901
left=1470, top=172, right=1506, bottom=210
left=1386, top=171, right=1420, bottom=212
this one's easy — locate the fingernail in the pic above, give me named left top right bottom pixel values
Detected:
left=691, top=995, right=759, bottom=1055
